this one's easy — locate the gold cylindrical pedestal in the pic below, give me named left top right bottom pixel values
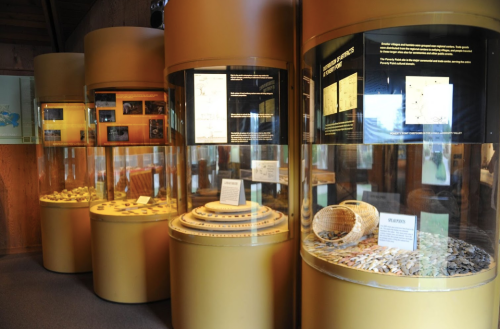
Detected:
left=170, top=232, right=293, bottom=329
left=91, top=216, right=170, bottom=303
left=40, top=204, right=92, bottom=273
left=302, top=259, right=495, bottom=329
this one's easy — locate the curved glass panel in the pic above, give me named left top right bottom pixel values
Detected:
left=168, top=66, right=291, bottom=242
left=37, top=102, right=90, bottom=206
left=301, top=25, right=500, bottom=290
left=85, top=90, right=177, bottom=218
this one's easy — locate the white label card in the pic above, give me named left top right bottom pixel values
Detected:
left=96, top=181, right=105, bottom=200
left=220, top=179, right=246, bottom=206
left=136, top=196, right=151, bottom=205
left=252, top=160, right=279, bottom=183
left=378, top=212, right=417, bottom=251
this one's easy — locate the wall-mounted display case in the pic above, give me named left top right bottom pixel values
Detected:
left=34, top=53, right=92, bottom=274
left=301, top=22, right=500, bottom=329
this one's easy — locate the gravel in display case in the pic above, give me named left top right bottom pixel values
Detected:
left=301, top=24, right=500, bottom=290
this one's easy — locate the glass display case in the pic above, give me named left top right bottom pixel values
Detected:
left=168, top=66, right=291, bottom=239
left=38, top=102, right=89, bottom=201
left=85, top=88, right=176, bottom=303
left=83, top=26, right=172, bottom=303
left=34, top=53, right=92, bottom=274
left=86, top=90, right=175, bottom=210
left=301, top=25, right=500, bottom=290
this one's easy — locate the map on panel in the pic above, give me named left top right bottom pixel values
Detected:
left=0, top=105, right=20, bottom=128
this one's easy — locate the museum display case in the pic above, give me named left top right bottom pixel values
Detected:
left=168, top=66, right=290, bottom=238
left=84, top=26, right=175, bottom=303
left=301, top=1, right=500, bottom=327
left=34, top=53, right=92, bottom=273
left=164, top=0, right=298, bottom=328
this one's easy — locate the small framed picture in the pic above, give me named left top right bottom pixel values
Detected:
left=145, top=101, right=166, bottom=115
left=107, top=126, right=129, bottom=141
left=123, top=101, right=143, bottom=115
left=99, top=110, right=116, bottom=122
left=44, top=130, right=61, bottom=141
left=44, top=108, right=63, bottom=120
left=95, top=93, right=116, bottom=107
left=149, top=119, right=164, bottom=139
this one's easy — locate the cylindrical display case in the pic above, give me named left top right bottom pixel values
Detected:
left=164, top=1, right=297, bottom=328
left=84, top=27, right=176, bottom=303
left=301, top=1, right=500, bottom=329
left=34, top=53, right=92, bottom=274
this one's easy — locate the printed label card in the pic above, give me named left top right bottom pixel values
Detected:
left=220, top=179, right=245, bottom=206
left=378, top=212, right=417, bottom=251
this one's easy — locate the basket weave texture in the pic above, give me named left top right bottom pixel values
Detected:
left=312, top=205, right=363, bottom=245
left=313, top=201, right=379, bottom=245
left=339, top=200, right=380, bottom=235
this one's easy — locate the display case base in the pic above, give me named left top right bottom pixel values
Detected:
left=91, top=218, right=170, bottom=303
left=170, top=235, right=294, bottom=329
left=40, top=205, right=92, bottom=273
left=302, top=259, right=495, bottom=329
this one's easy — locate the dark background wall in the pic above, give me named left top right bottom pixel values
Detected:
left=0, top=0, right=152, bottom=254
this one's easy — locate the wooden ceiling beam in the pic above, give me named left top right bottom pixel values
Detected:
left=0, top=11, right=46, bottom=22
left=48, top=0, right=63, bottom=51
left=40, top=0, right=62, bottom=51
left=0, top=31, right=51, bottom=43
left=0, top=18, right=47, bottom=29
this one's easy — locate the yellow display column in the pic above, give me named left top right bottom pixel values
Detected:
left=170, top=223, right=293, bottom=329
left=90, top=201, right=174, bottom=303
left=34, top=53, right=91, bottom=273
left=40, top=203, right=91, bottom=273
left=84, top=27, right=173, bottom=303
left=164, top=0, right=298, bottom=326
left=300, top=1, right=500, bottom=328
left=302, top=259, right=495, bottom=329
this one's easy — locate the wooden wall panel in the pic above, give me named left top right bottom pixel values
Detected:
left=0, top=145, right=41, bottom=254
left=64, top=0, right=152, bottom=52
left=0, top=42, right=52, bottom=76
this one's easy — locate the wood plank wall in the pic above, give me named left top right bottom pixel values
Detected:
left=0, top=42, right=51, bottom=255
left=0, top=145, right=42, bottom=254
left=0, top=0, right=153, bottom=254
left=65, top=0, right=152, bottom=52
left=0, top=43, right=52, bottom=76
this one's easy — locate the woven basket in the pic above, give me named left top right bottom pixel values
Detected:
left=312, top=205, right=363, bottom=245
left=339, top=200, right=379, bottom=235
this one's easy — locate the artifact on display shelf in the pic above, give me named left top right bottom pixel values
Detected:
left=305, top=200, right=493, bottom=277
left=303, top=230, right=493, bottom=277
left=40, top=187, right=127, bottom=204
left=90, top=198, right=177, bottom=217
left=171, top=201, right=288, bottom=238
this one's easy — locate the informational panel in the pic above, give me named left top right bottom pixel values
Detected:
left=95, top=91, right=167, bottom=146
left=320, top=34, right=364, bottom=144
left=41, top=103, right=86, bottom=146
left=364, top=27, right=486, bottom=144
left=186, top=67, right=288, bottom=145
left=0, top=75, right=35, bottom=144
left=194, top=73, right=227, bottom=143
left=302, top=72, right=315, bottom=143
